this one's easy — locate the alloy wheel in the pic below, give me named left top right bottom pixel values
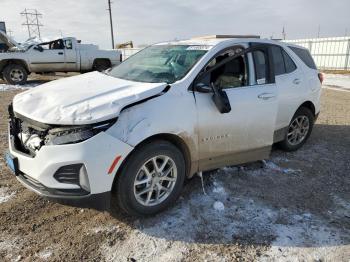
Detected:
left=133, top=155, right=177, bottom=206
left=287, top=115, right=310, bottom=146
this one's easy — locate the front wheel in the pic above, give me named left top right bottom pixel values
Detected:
left=3, top=64, right=28, bottom=85
left=113, top=140, right=186, bottom=216
left=278, top=107, right=315, bottom=151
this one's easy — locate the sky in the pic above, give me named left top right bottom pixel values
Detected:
left=0, top=0, right=349, bottom=48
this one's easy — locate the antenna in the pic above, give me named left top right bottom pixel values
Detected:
left=21, top=8, right=43, bottom=39
left=107, top=0, right=115, bottom=49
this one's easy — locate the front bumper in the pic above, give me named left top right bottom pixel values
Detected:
left=8, top=130, right=133, bottom=198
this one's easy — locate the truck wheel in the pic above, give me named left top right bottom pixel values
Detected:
left=3, top=64, right=28, bottom=85
left=278, top=107, right=314, bottom=151
left=113, top=140, right=186, bottom=217
left=93, top=60, right=111, bottom=72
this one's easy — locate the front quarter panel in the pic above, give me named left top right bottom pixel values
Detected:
left=106, top=86, right=199, bottom=175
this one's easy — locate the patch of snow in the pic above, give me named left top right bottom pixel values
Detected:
left=0, top=83, right=39, bottom=91
left=100, top=156, right=349, bottom=261
left=323, top=74, right=350, bottom=90
left=0, top=187, right=16, bottom=204
left=212, top=181, right=226, bottom=195
left=262, top=160, right=301, bottom=174
left=213, top=201, right=225, bottom=211
left=37, top=249, right=53, bottom=259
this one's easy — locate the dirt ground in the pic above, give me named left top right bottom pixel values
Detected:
left=0, top=79, right=349, bottom=261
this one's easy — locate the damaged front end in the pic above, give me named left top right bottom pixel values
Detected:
left=8, top=103, right=117, bottom=157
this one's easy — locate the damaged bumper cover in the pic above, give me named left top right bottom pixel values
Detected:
left=7, top=108, right=133, bottom=198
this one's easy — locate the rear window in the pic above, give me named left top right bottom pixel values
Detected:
left=289, top=46, right=317, bottom=69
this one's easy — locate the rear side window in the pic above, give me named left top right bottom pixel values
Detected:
left=271, top=46, right=297, bottom=75
left=289, top=46, right=317, bottom=69
left=282, top=50, right=297, bottom=73
left=271, top=46, right=285, bottom=75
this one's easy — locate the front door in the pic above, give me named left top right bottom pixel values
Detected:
left=29, top=39, right=66, bottom=72
left=194, top=45, right=278, bottom=170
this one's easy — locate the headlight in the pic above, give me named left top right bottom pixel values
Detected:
left=45, top=119, right=117, bottom=145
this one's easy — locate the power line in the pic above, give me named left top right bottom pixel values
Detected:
left=107, top=0, right=115, bottom=49
left=21, top=8, right=43, bottom=39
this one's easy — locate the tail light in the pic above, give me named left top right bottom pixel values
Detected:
left=318, top=72, right=324, bottom=84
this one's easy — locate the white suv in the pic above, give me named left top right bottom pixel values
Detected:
left=6, top=35, right=322, bottom=216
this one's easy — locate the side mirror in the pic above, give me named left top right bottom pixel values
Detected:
left=34, top=45, right=44, bottom=52
left=211, top=83, right=231, bottom=113
left=194, top=82, right=212, bottom=93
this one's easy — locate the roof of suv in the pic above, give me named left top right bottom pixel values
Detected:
left=156, top=35, right=307, bottom=50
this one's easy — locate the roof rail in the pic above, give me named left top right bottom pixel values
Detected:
left=192, top=35, right=260, bottom=40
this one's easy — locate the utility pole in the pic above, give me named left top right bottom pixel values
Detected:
left=107, top=0, right=115, bottom=49
left=21, top=8, right=43, bottom=39
left=282, top=26, right=286, bottom=40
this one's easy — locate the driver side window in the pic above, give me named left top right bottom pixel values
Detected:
left=202, top=48, right=248, bottom=89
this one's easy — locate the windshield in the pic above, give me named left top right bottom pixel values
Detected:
left=108, top=45, right=208, bottom=84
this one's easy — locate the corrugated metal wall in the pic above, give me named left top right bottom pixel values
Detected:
left=284, top=37, right=350, bottom=70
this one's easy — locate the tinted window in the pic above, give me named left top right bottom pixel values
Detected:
left=271, top=46, right=285, bottom=75
left=282, top=50, right=297, bottom=73
left=252, top=50, right=267, bottom=84
left=289, top=46, right=317, bottom=69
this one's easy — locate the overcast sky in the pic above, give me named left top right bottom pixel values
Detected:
left=0, top=0, right=349, bottom=48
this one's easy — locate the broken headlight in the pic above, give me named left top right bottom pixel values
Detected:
left=45, top=119, right=117, bottom=146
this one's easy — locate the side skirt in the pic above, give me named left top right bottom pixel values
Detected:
left=197, top=146, right=271, bottom=173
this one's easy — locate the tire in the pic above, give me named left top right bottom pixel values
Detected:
left=3, top=64, right=28, bottom=85
left=278, top=107, right=314, bottom=151
left=93, top=60, right=111, bottom=72
left=113, top=140, right=186, bottom=217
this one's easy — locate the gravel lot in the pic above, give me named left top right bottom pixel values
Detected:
left=0, top=77, right=349, bottom=261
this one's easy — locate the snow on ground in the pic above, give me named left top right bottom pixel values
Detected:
left=0, top=187, right=15, bottom=204
left=323, top=74, right=350, bottom=90
left=94, top=158, right=349, bottom=262
left=0, top=82, right=40, bottom=91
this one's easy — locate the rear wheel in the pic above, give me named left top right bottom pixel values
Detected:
left=3, top=64, right=28, bottom=85
left=113, top=140, right=186, bottom=216
left=278, top=107, right=314, bottom=151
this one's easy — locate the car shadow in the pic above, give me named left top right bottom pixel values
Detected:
left=54, top=124, right=350, bottom=248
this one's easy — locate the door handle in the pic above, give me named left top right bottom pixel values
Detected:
left=58, top=52, right=64, bottom=55
left=258, top=93, right=276, bottom=100
left=293, top=78, right=301, bottom=85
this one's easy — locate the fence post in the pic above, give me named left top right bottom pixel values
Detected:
left=345, top=39, right=350, bottom=70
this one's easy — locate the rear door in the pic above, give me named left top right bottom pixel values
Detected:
left=194, top=44, right=278, bottom=171
left=270, top=45, right=305, bottom=133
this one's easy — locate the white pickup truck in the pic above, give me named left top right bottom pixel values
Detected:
left=0, top=31, right=122, bottom=85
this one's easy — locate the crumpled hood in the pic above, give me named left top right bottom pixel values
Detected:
left=13, top=72, right=168, bottom=125
left=0, top=30, right=21, bottom=49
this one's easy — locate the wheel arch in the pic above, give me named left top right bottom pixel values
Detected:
left=92, top=58, right=112, bottom=67
left=0, top=59, right=30, bottom=73
left=297, top=101, right=316, bottom=116
left=111, top=133, right=193, bottom=191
